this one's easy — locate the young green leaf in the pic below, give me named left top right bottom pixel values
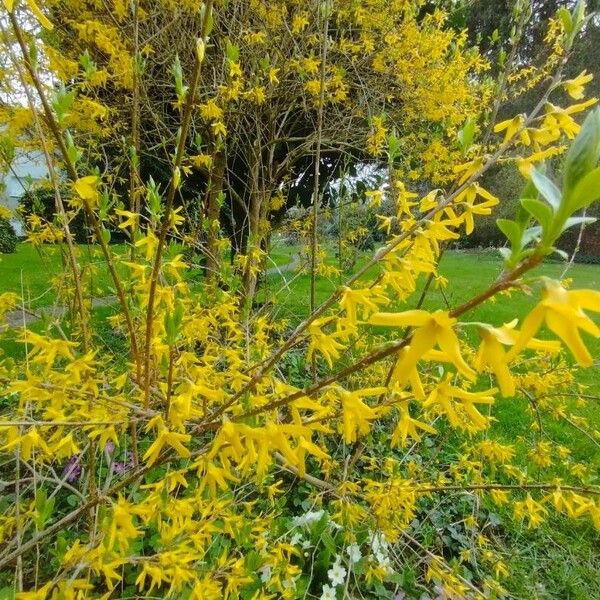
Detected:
left=563, top=108, right=600, bottom=198
left=560, top=216, right=596, bottom=233
left=567, top=166, right=600, bottom=212
left=530, top=167, right=561, bottom=211
left=496, top=218, right=522, bottom=249
left=520, top=198, right=553, bottom=231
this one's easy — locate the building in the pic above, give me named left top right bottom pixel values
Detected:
left=0, top=150, right=47, bottom=237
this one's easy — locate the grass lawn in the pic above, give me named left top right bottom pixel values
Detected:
left=0, top=241, right=296, bottom=308
left=0, top=243, right=129, bottom=309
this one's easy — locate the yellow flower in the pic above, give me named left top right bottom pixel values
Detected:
left=305, top=79, right=321, bottom=95
left=475, top=319, right=560, bottom=397
left=494, top=115, right=525, bottom=143
left=563, top=70, right=593, bottom=100
left=200, top=99, right=223, bottom=120
left=307, top=317, right=345, bottom=367
left=370, top=309, right=475, bottom=381
left=507, top=279, right=600, bottom=367
left=268, top=67, right=280, bottom=85
left=490, top=489, right=510, bottom=505
left=23, top=0, right=53, bottom=30
left=301, top=55, right=320, bottom=74
left=339, top=286, right=387, bottom=327
left=16, top=582, right=53, bottom=600
left=228, top=61, right=242, bottom=78
left=475, top=325, right=515, bottom=397
left=456, top=184, right=499, bottom=235
left=191, top=153, right=213, bottom=170
left=72, top=175, right=100, bottom=207
left=365, top=189, right=383, bottom=208
left=212, top=121, right=227, bottom=137
left=115, top=209, right=139, bottom=230
left=424, top=375, right=496, bottom=430
left=2, top=428, right=50, bottom=461
left=143, top=419, right=191, bottom=466
left=292, top=14, right=310, bottom=34
left=391, top=404, right=437, bottom=447
left=339, top=387, right=387, bottom=443
left=513, top=494, right=547, bottom=528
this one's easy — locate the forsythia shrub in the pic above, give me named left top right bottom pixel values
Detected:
left=0, top=1, right=599, bottom=599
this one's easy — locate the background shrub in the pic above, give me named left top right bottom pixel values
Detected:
left=0, top=216, right=18, bottom=253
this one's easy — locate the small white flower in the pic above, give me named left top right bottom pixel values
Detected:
left=301, top=539, right=311, bottom=550
left=293, top=509, right=325, bottom=527
left=327, top=562, right=347, bottom=586
left=346, top=543, right=362, bottom=564
left=290, top=532, right=303, bottom=546
left=282, top=576, right=298, bottom=590
left=259, top=565, right=271, bottom=583
left=320, top=584, right=337, bottom=600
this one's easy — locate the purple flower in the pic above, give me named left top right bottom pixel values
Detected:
left=63, top=455, right=82, bottom=482
left=112, top=461, right=127, bottom=475
left=104, top=441, right=115, bottom=455
left=112, top=451, right=135, bottom=475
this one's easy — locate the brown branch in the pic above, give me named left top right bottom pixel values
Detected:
left=143, top=0, right=214, bottom=407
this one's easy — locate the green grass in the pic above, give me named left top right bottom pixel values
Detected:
left=0, top=243, right=128, bottom=309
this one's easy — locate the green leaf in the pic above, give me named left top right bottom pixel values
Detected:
left=225, top=39, right=240, bottom=63
left=387, top=129, right=402, bottom=163
left=563, top=109, right=600, bottom=197
left=101, top=227, right=111, bottom=244
left=51, top=84, right=77, bottom=125
left=497, top=247, right=512, bottom=261
left=311, top=510, right=329, bottom=541
left=557, top=7, right=573, bottom=35
left=457, top=118, right=476, bottom=154
left=520, top=198, right=553, bottom=230
left=522, top=225, right=543, bottom=247
left=245, top=550, right=262, bottom=571
left=496, top=218, right=522, bottom=248
left=259, top=56, right=270, bottom=71
left=561, top=216, right=596, bottom=233
left=530, top=167, right=561, bottom=211
left=567, top=166, right=600, bottom=212
left=550, top=247, right=570, bottom=260
left=321, top=529, right=337, bottom=553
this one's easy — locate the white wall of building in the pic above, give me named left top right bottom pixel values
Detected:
left=1, top=150, right=47, bottom=237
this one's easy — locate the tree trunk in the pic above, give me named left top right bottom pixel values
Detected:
left=204, top=152, right=225, bottom=280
